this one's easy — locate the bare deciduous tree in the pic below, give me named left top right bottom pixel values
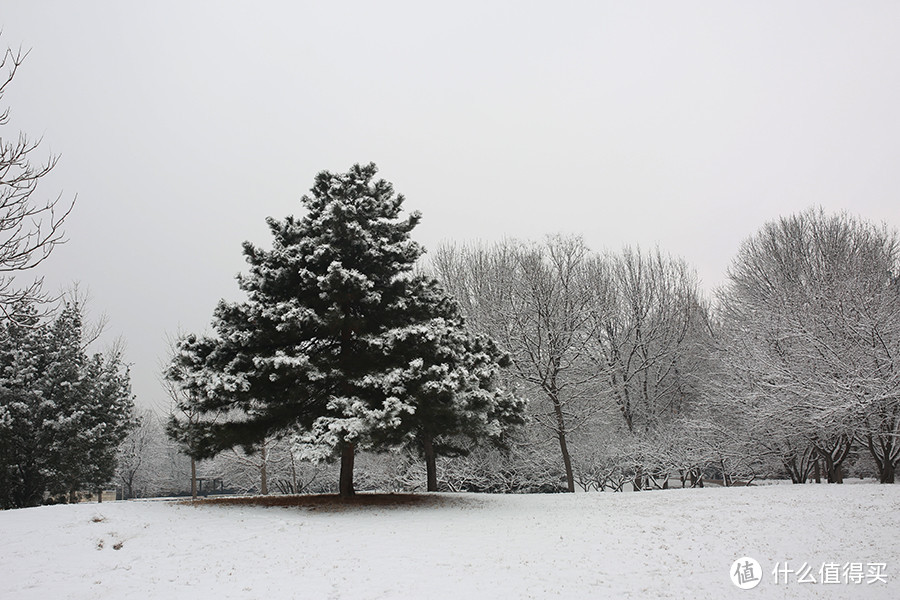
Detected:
left=432, top=236, right=599, bottom=492
left=0, top=44, right=75, bottom=319
left=116, top=408, right=167, bottom=499
left=716, top=209, right=900, bottom=483
left=588, top=248, right=705, bottom=434
left=585, top=247, right=709, bottom=489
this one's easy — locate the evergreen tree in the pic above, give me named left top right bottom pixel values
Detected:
left=0, top=302, right=134, bottom=508
left=356, top=310, right=526, bottom=491
left=167, top=163, right=523, bottom=495
left=0, top=306, right=47, bottom=507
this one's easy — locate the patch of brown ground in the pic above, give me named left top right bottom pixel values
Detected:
left=181, top=493, right=460, bottom=511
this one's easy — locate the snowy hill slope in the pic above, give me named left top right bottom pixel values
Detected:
left=2, top=484, right=898, bottom=599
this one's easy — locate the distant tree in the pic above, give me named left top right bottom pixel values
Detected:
left=215, top=435, right=328, bottom=495
left=217, top=436, right=278, bottom=496
left=0, top=301, right=134, bottom=508
left=116, top=408, right=167, bottom=499
left=166, top=164, right=518, bottom=496
left=0, top=43, right=75, bottom=320
left=163, top=370, right=213, bottom=500
left=586, top=248, right=706, bottom=434
left=715, top=209, right=900, bottom=483
left=585, top=248, right=710, bottom=489
left=400, top=442, right=566, bottom=494
left=432, top=236, right=598, bottom=492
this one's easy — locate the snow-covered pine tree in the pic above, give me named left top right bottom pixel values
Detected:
left=0, top=302, right=134, bottom=508
left=356, top=293, right=526, bottom=490
left=168, top=163, right=521, bottom=496
left=0, top=306, right=47, bottom=508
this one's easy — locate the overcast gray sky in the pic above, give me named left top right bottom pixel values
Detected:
left=3, top=1, right=899, bottom=410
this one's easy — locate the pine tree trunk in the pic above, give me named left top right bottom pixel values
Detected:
left=337, top=319, right=357, bottom=498
left=260, top=444, right=268, bottom=495
left=423, top=435, right=438, bottom=492
left=191, top=458, right=197, bottom=500
left=339, top=442, right=356, bottom=497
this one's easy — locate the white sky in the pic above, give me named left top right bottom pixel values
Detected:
left=3, top=1, right=899, bottom=409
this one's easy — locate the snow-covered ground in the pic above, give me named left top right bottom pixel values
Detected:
left=2, top=484, right=898, bottom=599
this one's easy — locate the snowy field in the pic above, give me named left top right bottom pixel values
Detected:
left=2, top=484, right=899, bottom=599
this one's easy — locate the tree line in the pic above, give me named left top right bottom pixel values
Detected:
left=165, top=164, right=900, bottom=496
left=430, top=209, right=900, bottom=490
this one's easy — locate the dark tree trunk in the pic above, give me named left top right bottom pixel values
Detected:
left=632, top=466, right=644, bottom=491
left=191, top=458, right=197, bottom=499
left=881, top=462, right=896, bottom=484
left=423, top=435, right=438, bottom=492
left=823, top=454, right=844, bottom=483
left=784, top=448, right=815, bottom=483
left=819, top=438, right=851, bottom=484
left=866, top=434, right=898, bottom=484
left=550, top=393, right=575, bottom=492
left=339, top=442, right=356, bottom=497
left=829, top=463, right=844, bottom=484
left=786, top=456, right=805, bottom=484
left=260, top=443, right=268, bottom=495
left=558, top=430, right=575, bottom=493
left=813, top=457, right=821, bottom=483
left=689, top=469, right=703, bottom=488
left=337, top=319, right=357, bottom=498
